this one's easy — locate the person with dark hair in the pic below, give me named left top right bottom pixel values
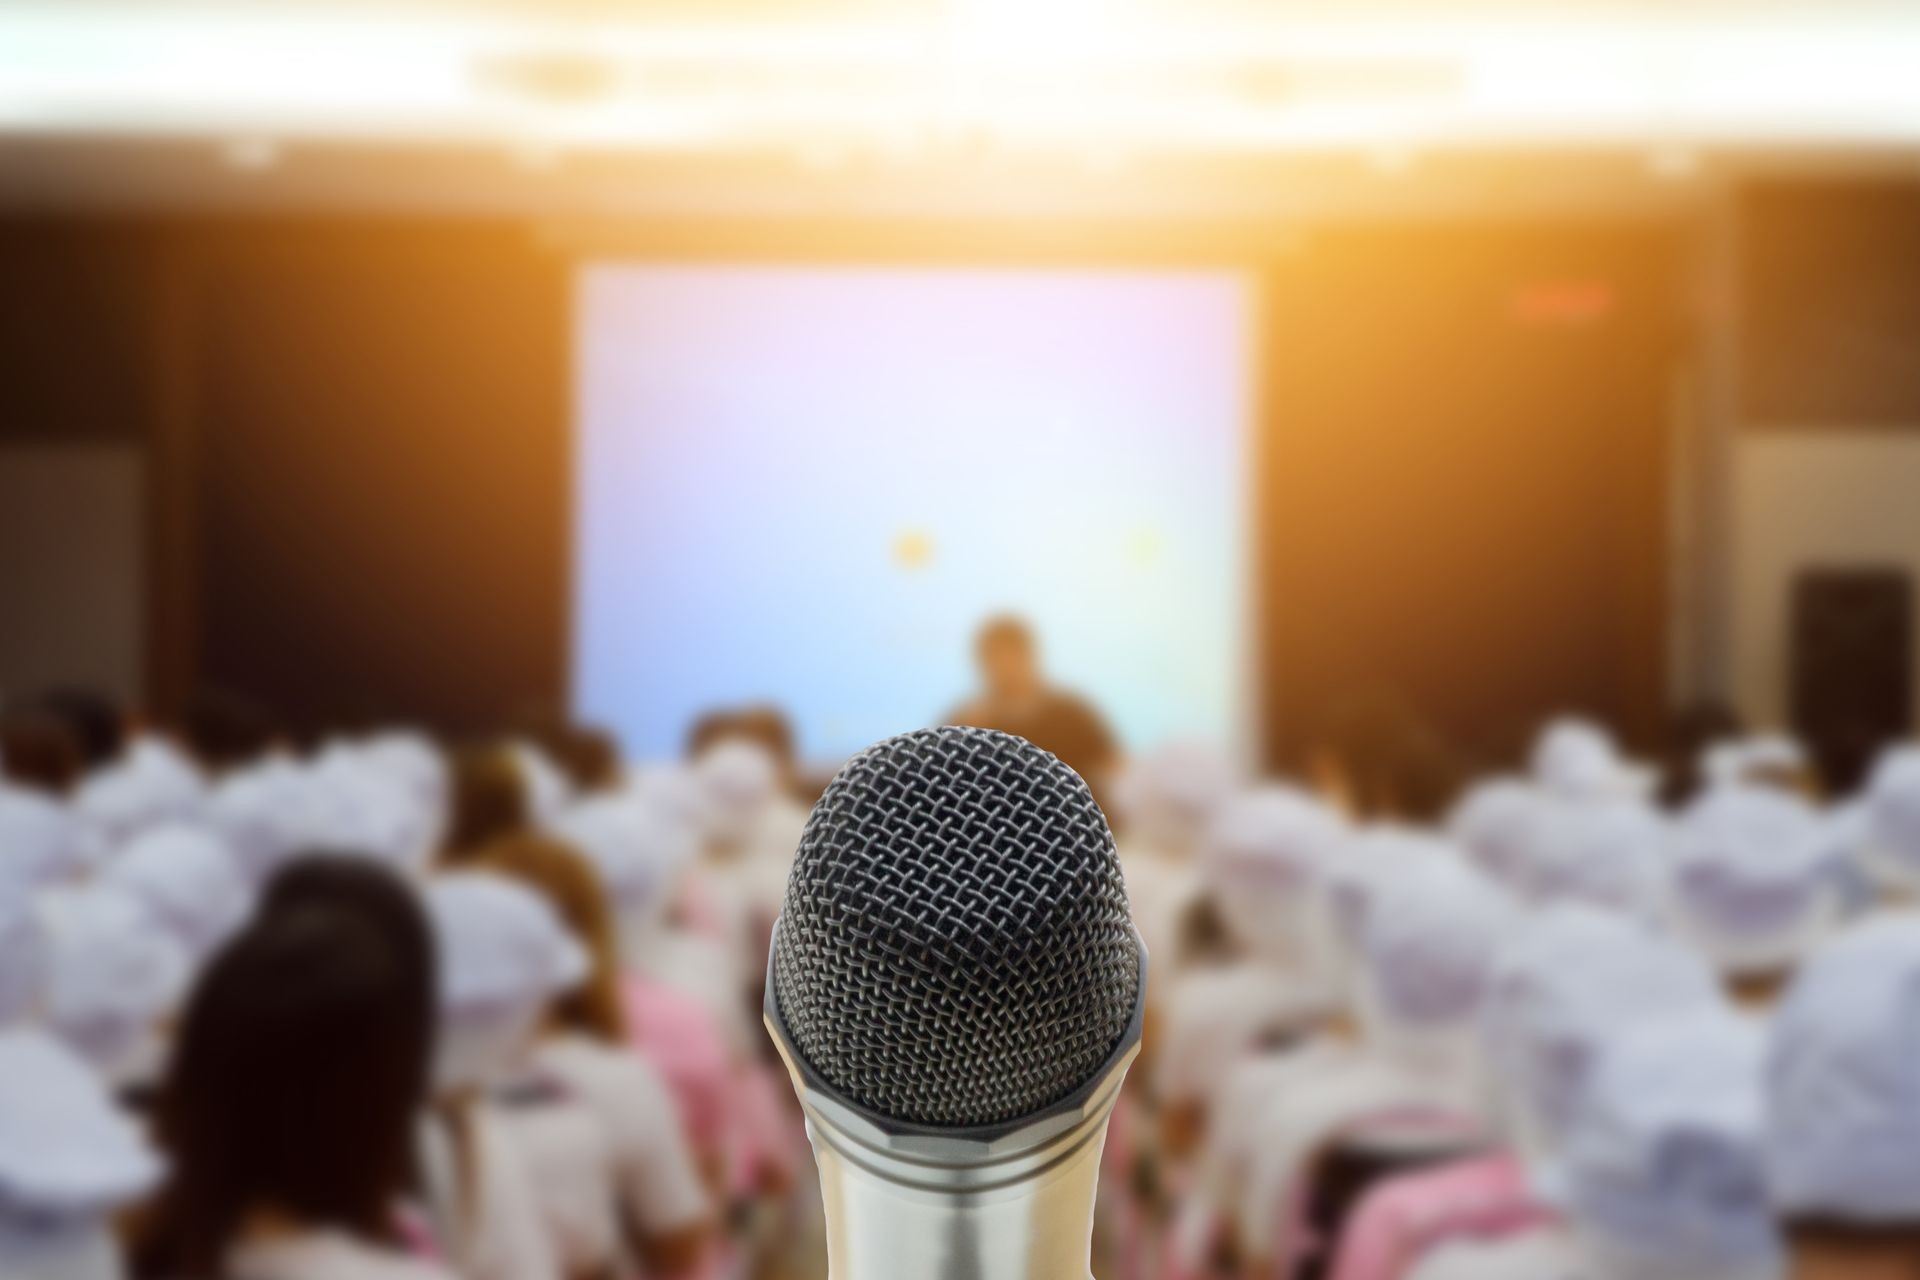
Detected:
left=0, top=706, right=84, bottom=795
left=256, top=856, right=435, bottom=1002
left=258, top=856, right=559, bottom=1280
left=440, top=745, right=531, bottom=867
left=945, top=615, right=1117, bottom=799
left=31, top=688, right=127, bottom=773
left=133, top=899, right=445, bottom=1280
left=479, top=834, right=714, bottom=1277
left=1658, top=697, right=1748, bottom=807
left=180, top=688, right=282, bottom=775
left=1303, top=686, right=1465, bottom=824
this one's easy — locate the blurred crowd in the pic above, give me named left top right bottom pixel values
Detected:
left=5, top=640, right=1920, bottom=1280
left=0, top=690, right=816, bottom=1280
left=1104, top=717, right=1920, bottom=1280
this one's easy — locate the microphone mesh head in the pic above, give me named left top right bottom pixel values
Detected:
left=772, top=726, right=1138, bottom=1129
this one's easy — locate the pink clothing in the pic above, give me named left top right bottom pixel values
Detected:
left=728, top=1062, right=804, bottom=1198
left=623, top=975, right=731, bottom=1155
left=1327, top=1152, right=1558, bottom=1280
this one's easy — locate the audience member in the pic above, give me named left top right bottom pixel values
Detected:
left=480, top=833, right=714, bottom=1275
left=946, top=615, right=1118, bottom=801
left=0, top=1026, right=162, bottom=1280
left=133, top=903, right=444, bottom=1280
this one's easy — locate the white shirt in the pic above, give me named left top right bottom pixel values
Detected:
left=535, top=1033, right=711, bottom=1236
left=1236, top=1044, right=1481, bottom=1263
left=1404, top=1227, right=1589, bottom=1280
left=488, top=1087, right=621, bottom=1277
left=226, top=1230, right=454, bottom=1280
left=1155, top=964, right=1334, bottom=1106
left=417, top=1104, right=560, bottom=1280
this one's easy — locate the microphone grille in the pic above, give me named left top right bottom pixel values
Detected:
left=771, top=726, right=1138, bottom=1129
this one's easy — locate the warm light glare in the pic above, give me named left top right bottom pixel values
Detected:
left=2, top=4, right=1920, bottom=152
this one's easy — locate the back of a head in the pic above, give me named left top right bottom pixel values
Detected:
left=1767, top=914, right=1920, bottom=1233
left=771, top=725, right=1140, bottom=1131
left=257, top=855, right=435, bottom=994
left=179, top=689, right=279, bottom=775
left=1483, top=903, right=1722, bottom=1151
left=477, top=832, right=626, bottom=1041
left=548, top=724, right=623, bottom=794
left=0, top=708, right=84, bottom=795
left=1551, top=1010, right=1777, bottom=1280
left=146, top=904, right=433, bottom=1276
left=32, top=688, right=126, bottom=773
left=442, top=744, right=531, bottom=865
left=1361, top=852, right=1518, bottom=1036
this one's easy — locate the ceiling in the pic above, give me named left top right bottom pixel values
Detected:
left=2, top=0, right=1916, bottom=215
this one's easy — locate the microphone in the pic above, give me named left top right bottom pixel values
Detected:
left=765, top=725, right=1146, bottom=1280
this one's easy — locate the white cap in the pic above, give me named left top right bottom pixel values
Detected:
left=1701, top=734, right=1808, bottom=792
left=1327, top=827, right=1452, bottom=952
left=72, top=735, right=206, bottom=855
left=1446, top=778, right=1554, bottom=891
left=0, top=1026, right=161, bottom=1215
left=1483, top=904, right=1723, bottom=1156
left=692, top=738, right=779, bottom=847
left=0, top=786, right=85, bottom=888
left=1861, top=745, right=1920, bottom=888
left=204, top=758, right=325, bottom=885
left=124, top=736, right=206, bottom=814
left=1201, top=785, right=1347, bottom=963
left=426, top=872, right=588, bottom=1091
left=552, top=795, right=693, bottom=915
left=307, top=748, right=430, bottom=873
left=628, top=764, right=711, bottom=836
left=1766, top=913, right=1920, bottom=1222
left=36, top=885, right=190, bottom=1084
left=1526, top=798, right=1668, bottom=918
left=1543, top=1011, right=1779, bottom=1280
left=1117, top=739, right=1238, bottom=852
left=359, top=731, right=447, bottom=814
left=1362, top=854, right=1519, bottom=1029
left=99, top=822, right=250, bottom=965
left=1530, top=718, right=1656, bottom=804
left=1203, top=785, right=1345, bottom=894
left=1667, top=785, right=1843, bottom=976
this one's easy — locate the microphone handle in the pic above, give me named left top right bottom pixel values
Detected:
left=805, top=1104, right=1115, bottom=1280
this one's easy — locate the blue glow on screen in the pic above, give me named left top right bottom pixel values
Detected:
left=574, top=265, right=1251, bottom=763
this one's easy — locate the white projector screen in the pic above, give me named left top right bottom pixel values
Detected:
left=574, top=265, right=1251, bottom=763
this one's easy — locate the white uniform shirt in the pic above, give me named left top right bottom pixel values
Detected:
left=535, top=1033, right=711, bottom=1236
left=488, top=1089, right=621, bottom=1277
left=418, top=1104, right=560, bottom=1280
left=1155, top=965, right=1334, bottom=1106
left=226, top=1230, right=455, bottom=1280
left=1404, top=1226, right=1589, bottom=1280
left=1235, top=1045, right=1482, bottom=1264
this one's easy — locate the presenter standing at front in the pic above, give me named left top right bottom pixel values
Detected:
left=946, top=615, right=1118, bottom=804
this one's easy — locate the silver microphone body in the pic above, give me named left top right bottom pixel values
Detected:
left=764, top=936, right=1144, bottom=1280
